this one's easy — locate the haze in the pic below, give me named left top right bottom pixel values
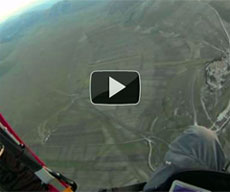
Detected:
left=0, top=0, right=48, bottom=23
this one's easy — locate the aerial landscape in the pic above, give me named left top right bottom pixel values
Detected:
left=0, top=0, right=230, bottom=190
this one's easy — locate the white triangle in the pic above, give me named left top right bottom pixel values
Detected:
left=109, top=77, right=126, bottom=98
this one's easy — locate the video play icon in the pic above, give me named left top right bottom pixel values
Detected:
left=90, top=70, right=141, bottom=105
left=109, top=77, right=126, bottom=98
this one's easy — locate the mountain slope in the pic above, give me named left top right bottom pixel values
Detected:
left=0, top=0, right=230, bottom=190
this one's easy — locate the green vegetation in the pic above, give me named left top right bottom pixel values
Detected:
left=0, top=0, right=230, bottom=190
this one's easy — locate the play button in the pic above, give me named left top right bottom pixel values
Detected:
left=90, top=70, right=141, bottom=105
left=109, top=77, right=126, bottom=98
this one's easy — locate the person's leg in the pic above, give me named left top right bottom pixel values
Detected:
left=144, top=125, right=226, bottom=192
left=165, top=125, right=226, bottom=170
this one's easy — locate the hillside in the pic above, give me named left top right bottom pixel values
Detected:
left=0, top=0, right=230, bottom=190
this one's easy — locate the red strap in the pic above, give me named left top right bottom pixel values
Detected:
left=0, top=113, right=46, bottom=166
left=0, top=113, right=69, bottom=191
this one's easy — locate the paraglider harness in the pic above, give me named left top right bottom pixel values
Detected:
left=0, top=113, right=77, bottom=192
left=2, top=113, right=230, bottom=192
left=99, top=169, right=230, bottom=192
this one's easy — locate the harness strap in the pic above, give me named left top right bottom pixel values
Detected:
left=99, top=182, right=146, bottom=192
left=0, top=114, right=77, bottom=192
